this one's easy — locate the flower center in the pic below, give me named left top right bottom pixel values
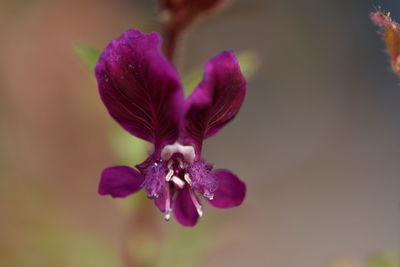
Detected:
left=157, top=142, right=209, bottom=221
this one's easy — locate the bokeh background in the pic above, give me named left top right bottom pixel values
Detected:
left=1, top=0, right=399, bottom=266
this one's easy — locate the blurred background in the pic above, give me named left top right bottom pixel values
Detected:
left=0, top=0, right=399, bottom=266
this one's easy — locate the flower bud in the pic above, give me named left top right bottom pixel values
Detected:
left=372, top=11, right=400, bottom=77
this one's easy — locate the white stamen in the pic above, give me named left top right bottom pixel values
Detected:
left=189, top=189, right=203, bottom=217
left=164, top=209, right=172, bottom=221
left=184, top=173, right=193, bottom=186
left=203, top=193, right=214, bottom=200
left=165, top=169, right=174, bottom=182
left=161, top=142, right=196, bottom=163
left=164, top=184, right=171, bottom=221
left=171, top=176, right=185, bottom=188
left=196, top=206, right=203, bottom=217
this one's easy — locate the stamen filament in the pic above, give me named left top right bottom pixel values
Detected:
left=189, top=189, right=203, bottom=217
left=164, top=185, right=172, bottom=221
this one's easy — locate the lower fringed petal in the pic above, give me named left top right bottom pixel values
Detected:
left=141, top=161, right=168, bottom=197
left=174, top=187, right=199, bottom=227
left=208, top=169, right=246, bottom=208
left=187, top=159, right=217, bottom=196
left=99, top=166, right=144, bottom=198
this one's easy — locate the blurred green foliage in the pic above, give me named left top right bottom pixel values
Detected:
left=110, top=127, right=148, bottom=165
left=26, top=226, right=119, bottom=267
left=74, top=43, right=101, bottom=72
left=126, top=218, right=219, bottom=267
left=0, top=179, right=119, bottom=267
left=369, top=253, right=400, bottom=267
left=158, top=225, right=216, bottom=267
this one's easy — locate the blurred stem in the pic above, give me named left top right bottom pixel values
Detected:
left=122, top=198, right=162, bottom=267
left=121, top=236, right=137, bottom=267
left=162, top=23, right=182, bottom=63
left=160, top=9, right=190, bottom=65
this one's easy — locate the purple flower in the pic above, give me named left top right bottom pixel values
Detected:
left=95, top=30, right=246, bottom=227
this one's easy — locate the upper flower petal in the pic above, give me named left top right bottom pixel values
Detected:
left=208, top=169, right=246, bottom=208
left=182, top=51, right=246, bottom=151
left=174, top=187, right=199, bottom=226
left=98, top=166, right=144, bottom=198
left=95, top=30, right=184, bottom=149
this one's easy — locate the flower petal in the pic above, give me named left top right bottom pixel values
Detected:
left=208, top=169, right=246, bottom=208
left=174, top=187, right=199, bottom=227
left=182, top=51, right=246, bottom=151
left=95, top=30, right=184, bottom=149
left=98, top=166, right=144, bottom=198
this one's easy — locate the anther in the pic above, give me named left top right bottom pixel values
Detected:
left=196, top=206, right=203, bottom=217
left=203, top=193, right=214, bottom=200
left=164, top=209, right=172, bottom=221
left=147, top=193, right=158, bottom=199
left=171, top=176, right=185, bottom=188
left=184, top=173, right=193, bottom=186
left=165, top=169, right=174, bottom=182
